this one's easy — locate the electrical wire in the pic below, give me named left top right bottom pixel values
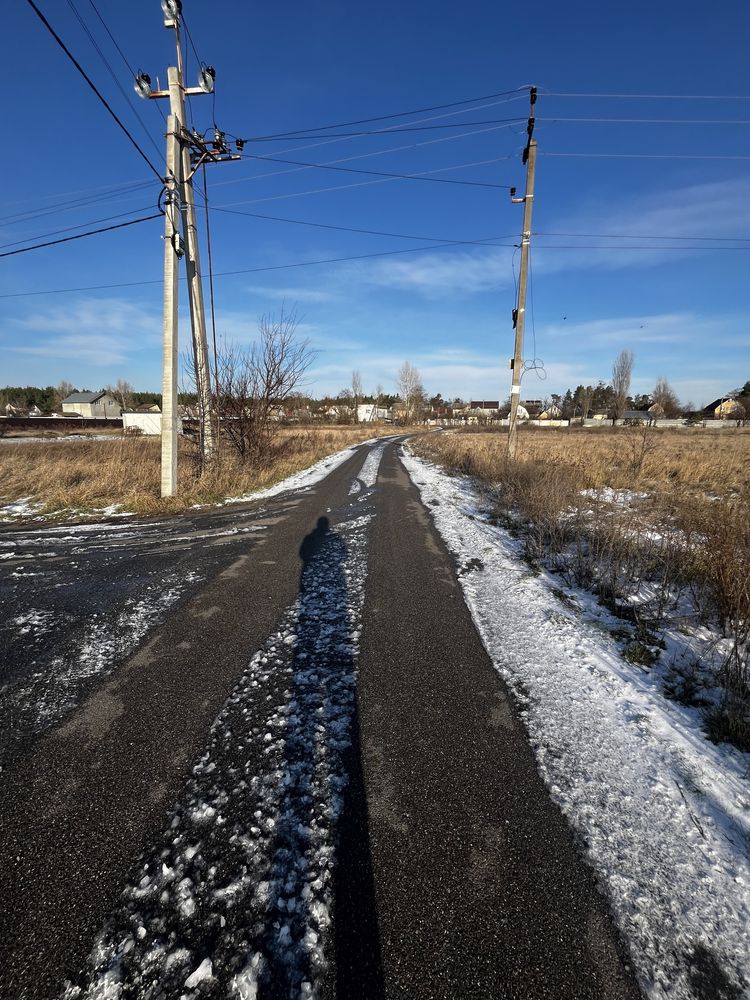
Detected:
left=535, top=231, right=750, bottom=242
left=540, top=151, right=750, bottom=161
left=240, top=152, right=512, bottom=188
left=0, top=206, right=155, bottom=250
left=65, top=0, right=163, bottom=160
left=0, top=212, right=162, bottom=258
left=538, top=116, right=750, bottom=126
left=249, top=87, right=532, bottom=140
left=0, top=239, right=518, bottom=298
left=5, top=235, right=748, bottom=299
left=540, top=91, right=750, bottom=100
left=85, top=0, right=166, bottom=122
left=217, top=155, right=519, bottom=208
left=211, top=205, right=517, bottom=245
left=23, top=0, right=164, bottom=181
left=0, top=181, right=154, bottom=227
left=241, top=117, right=526, bottom=140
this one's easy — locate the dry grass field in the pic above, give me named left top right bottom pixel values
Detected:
left=415, top=425, right=750, bottom=497
left=413, top=426, right=750, bottom=749
left=0, top=425, right=399, bottom=517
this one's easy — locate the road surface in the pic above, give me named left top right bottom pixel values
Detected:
left=0, top=437, right=640, bottom=999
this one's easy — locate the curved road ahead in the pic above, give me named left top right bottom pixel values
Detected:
left=0, top=437, right=640, bottom=1000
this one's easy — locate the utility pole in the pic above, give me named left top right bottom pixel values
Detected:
left=507, top=87, right=537, bottom=460
left=160, top=111, right=181, bottom=497
left=137, top=0, right=240, bottom=496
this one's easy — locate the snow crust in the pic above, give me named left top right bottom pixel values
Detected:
left=401, top=446, right=750, bottom=1000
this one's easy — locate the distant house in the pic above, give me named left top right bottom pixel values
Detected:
left=702, top=397, right=744, bottom=420
left=61, top=391, right=121, bottom=418
left=357, top=403, right=390, bottom=422
left=134, top=402, right=161, bottom=413
left=539, top=404, right=562, bottom=420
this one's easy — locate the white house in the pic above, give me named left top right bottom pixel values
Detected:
left=357, top=403, right=390, bottom=422
left=61, top=391, right=121, bottom=418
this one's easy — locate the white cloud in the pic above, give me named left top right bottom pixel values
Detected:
left=245, top=285, right=334, bottom=303
left=7, top=297, right=159, bottom=366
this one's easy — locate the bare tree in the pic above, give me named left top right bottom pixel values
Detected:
left=651, top=376, right=681, bottom=419
left=215, top=308, right=314, bottom=464
left=107, top=379, right=134, bottom=412
left=351, top=370, right=363, bottom=423
left=54, top=380, right=76, bottom=409
left=612, top=349, right=634, bottom=420
left=396, top=361, right=426, bottom=424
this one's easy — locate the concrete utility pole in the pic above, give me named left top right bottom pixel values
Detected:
left=160, top=111, right=181, bottom=496
left=507, top=87, right=537, bottom=461
left=138, top=0, right=240, bottom=496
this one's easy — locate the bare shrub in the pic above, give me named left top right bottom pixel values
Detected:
left=216, top=308, right=314, bottom=466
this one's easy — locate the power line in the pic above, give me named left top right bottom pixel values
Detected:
left=0, top=206, right=155, bottom=250
left=538, top=116, right=750, bottom=126
left=541, top=151, right=750, bottom=161
left=0, top=213, right=162, bottom=258
left=247, top=87, right=531, bottom=139
left=23, top=0, right=164, bottom=181
left=240, top=152, right=512, bottom=188
left=535, top=244, right=750, bottom=250
left=4, top=235, right=749, bottom=299
left=243, top=117, right=526, bottom=140
left=215, top=160, right=512, bottom=207
left=0, top=239, right=518, bottom=298
left=212, top=204, right=516, bottom=245
left=0, top=180, right=154, bottom=227
left=65, top=0, right=163, bottom=160
left=85, top=0, right=166, bottom=122
left=541, top=91, right=750, bottom=100
left=535, top=230, right=750, bottom=242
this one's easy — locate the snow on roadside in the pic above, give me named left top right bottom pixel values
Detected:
left=64, top=453, right=384, bottom=1000
left=1, top=569, right=203, bottom=760
left=401, top=445, right=750, bottom=1000
left=222, top=437, right=383, bottom=507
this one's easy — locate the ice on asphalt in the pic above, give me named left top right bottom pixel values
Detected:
left=401, top=445, right=750, bottom=1000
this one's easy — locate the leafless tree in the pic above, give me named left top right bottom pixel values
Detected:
left=351, top=370, right=363, bottom=423
left=54, top=380, right=76, bottom=408
left=396, top=361, right=426, bottom=424
left=652, top=376, right=681, bottom=418
left=612, top=349, right=634, bottom=420
left=107, top=379, right=134, bottom=412
left=215, top=308, right=314, bottom=465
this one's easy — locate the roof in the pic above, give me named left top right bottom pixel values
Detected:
left=62, top=391, right=107, bottom=404
left=469, top=400, right=500, bottom=409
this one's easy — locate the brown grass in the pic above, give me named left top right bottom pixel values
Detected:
left=415, top=425, right=750, bottom=498
left=412, top=426, right=750, bottom=748
left=0, top=424, right=401, bottom=517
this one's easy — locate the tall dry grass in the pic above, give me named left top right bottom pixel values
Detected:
left=0, top=425, right=400, bottom=516
left=413, top=427, right=750, bottom=750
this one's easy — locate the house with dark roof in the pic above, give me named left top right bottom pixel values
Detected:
left=61, top=391, right=121, bottom=418
left=702, top=397, right=744, bottom=419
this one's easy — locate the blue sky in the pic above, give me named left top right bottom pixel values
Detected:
left=2, top=0, right=749, bottom=406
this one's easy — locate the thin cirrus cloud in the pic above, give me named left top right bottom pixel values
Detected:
left=344, top=175, right=750, bottom=298
left=6, top=297, right=160, bottom=366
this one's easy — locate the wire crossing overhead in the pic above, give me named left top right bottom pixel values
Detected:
left=0, top=213, right=163, bottom=258
left=239, top=153, right=513, bottom=189
left=23, top=0, right=164, bottom=181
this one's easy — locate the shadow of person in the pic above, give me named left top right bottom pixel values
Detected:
left=259, top=515, right=384, bottom=999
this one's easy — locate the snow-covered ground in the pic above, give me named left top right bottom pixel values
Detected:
left=402, top=445, right=750, bottom=1000
left=63, top=446, right=384, bottom=1000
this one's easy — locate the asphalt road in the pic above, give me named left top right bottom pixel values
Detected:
left=0, top=437, right=641, bottom=1000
